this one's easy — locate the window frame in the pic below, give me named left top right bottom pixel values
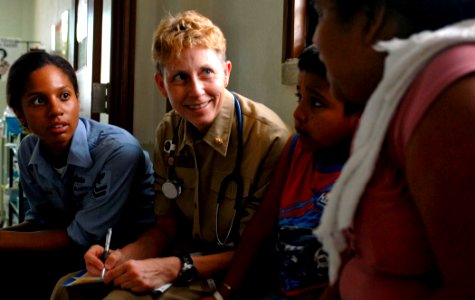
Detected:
left=283, top=0, right=318, bottom=61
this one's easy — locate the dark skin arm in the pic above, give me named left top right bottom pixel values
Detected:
left=0, top=221, right=70, bottom=250
left=405, top=74, right=475, bottom=299
left=207, top=137, right=293, bottom=299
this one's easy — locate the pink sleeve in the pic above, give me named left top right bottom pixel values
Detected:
left=391, top=44, right=475, bottom=164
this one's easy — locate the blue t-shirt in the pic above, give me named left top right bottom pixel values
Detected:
left=18, top=117, right=156, bottom=248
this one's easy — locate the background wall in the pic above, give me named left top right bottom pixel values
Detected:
left=0, top=0, right=73, bottom=115
left=32, top=0, right=72, bottom=52
left=0, top=0, right=37, bottom=115
left=135, top=0, right=297, bottom=153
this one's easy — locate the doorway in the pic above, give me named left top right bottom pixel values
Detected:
left=72, top=0, right=136, bottom=132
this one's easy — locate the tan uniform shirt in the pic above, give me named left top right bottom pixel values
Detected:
left=154, top=90, right=291, bottom=252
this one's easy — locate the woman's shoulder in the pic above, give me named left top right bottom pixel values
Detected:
left=391, top=43, right=475, bottom=158
left=80, top=117, right=141, bottom=151
left=232, top=92, right=292, bottom=147
left=155, top=110, right=183, bottom=138
left=233, top=92, right=290, bottom=129
left=17, top=133, right=39, bottom=156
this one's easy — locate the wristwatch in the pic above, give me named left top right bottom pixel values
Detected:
left=175, top=253, right=198, bottom=286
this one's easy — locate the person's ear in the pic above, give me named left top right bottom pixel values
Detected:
left=363, top=5, right=394, bottom=46
left=223, top=61, right=232, bottom=87
left=154, top=72, right=168, bottom=98
left=13, top=109, right=28, bottom=129
left=349, top=113, right=361, bottom=130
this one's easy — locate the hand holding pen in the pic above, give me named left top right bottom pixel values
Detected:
left=101, top=227, right=113, bottom=279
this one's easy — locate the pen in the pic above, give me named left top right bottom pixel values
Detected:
left=101, top=227, right=113, bottom=279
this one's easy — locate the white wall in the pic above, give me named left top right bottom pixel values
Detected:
left=0, top=0, right=74, bottom=114
left=0, top=1, right=35, bottom=38
left=0, top=0, right=37, bottom=114
left=32, top=0, right=72, bottom=53
left=134, top=0, right=296, bottom=152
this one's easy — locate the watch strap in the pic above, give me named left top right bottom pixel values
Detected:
left=175, top=253, right=198, bottom=286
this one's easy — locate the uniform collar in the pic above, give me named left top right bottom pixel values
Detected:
left=179, top=90, right=235, bottom=157
left=29, top=118, right=93, bottom=169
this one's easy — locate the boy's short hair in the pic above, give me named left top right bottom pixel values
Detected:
left=298, top=45, right=363, bottom=116
left=151, top=10, right=227, bottom=73
left=298, top=45, right=327, bottom=78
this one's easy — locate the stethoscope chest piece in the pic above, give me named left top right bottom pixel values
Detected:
left=162, top=139, right=182, bottom=199
left=162, top=179, right=181, bottom=199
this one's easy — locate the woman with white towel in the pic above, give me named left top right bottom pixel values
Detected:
left=312, top=0, right=475, bottom=299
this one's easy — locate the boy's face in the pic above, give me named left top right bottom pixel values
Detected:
left=15, top=64, right=79, bottom=155
left=155, top=47, right=232, bottom=132
left=293, top=71, right=358, bottom=153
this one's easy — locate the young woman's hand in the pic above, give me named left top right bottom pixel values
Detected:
left=84, top=244, right=124, bottom=277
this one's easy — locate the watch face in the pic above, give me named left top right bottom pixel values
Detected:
left=176, top=254, right=197, bottom=285
left=182, top=261, right=193, bottom=271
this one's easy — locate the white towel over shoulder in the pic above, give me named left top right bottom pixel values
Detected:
left=314, top=19, right=475, bottom=284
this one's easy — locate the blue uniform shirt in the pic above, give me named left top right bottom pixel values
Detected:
left=18, top=117, right=156, bottom=248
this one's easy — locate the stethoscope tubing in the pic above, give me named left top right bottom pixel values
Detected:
left=164, top=93, right=244, bottom=246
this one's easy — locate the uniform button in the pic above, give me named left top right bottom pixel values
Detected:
left=214, top=137, right=223, bottom=145
left=167, top=157, right=174, bottom=166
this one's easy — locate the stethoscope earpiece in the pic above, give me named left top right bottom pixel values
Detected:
left=163, top=140, right=175, bottom=153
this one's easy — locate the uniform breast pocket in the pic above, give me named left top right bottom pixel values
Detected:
left=210, top=172, right=242, bottom=204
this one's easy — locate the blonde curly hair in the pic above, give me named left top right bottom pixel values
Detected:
left=151, top=10, right=227, bottom=73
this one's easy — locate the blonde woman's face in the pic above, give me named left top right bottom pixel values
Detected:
left=155, top=47, right=232, bottom=132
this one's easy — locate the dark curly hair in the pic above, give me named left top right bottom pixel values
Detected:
left=298, top=45, right=363, bottom=115
left=298, top=45, right=327, bottom=78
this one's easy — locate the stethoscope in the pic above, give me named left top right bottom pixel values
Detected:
left=162, top=94, right=244, bottom=246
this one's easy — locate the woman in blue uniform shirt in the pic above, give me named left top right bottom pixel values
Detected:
left=2, top=50, right=156, bottom=299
